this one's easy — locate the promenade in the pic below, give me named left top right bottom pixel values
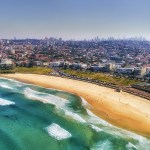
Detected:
left=50, top=70, right=150, bottom=101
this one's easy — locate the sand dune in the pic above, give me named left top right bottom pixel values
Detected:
left=1, top=73, right=150, bottom=138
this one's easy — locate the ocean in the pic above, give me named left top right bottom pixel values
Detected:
left=0, top=77, right=150, bottom=150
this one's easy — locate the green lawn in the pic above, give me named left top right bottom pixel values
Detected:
left=15, top=67, right=52, bottom=75
left=0, top=69, right=16, bottom=74
left=63, top=69, right=139, bottom=86
left=0, top=66, right=139, bottom=86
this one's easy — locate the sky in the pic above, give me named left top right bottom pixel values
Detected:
left=0, top=0, right=150, bottom=40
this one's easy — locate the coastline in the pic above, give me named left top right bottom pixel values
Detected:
left=0, top=73, right=150, bottom=138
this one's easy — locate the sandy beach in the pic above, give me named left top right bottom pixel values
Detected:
left=1, top=73, right=150, bottom=138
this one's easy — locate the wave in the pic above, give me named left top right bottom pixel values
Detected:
left=64, top=110, right=86, bottom=123
left=80, top=97, right=91, bottom=108
left=122, top=131, right=150, bottom=150
left=86, top=109, right=112, bottom=127
left=24, top=88, right=87, bottom=123
left=0, top=98, right=15, bottom=106
left=0, top=77, right=26, bottom=86
left=91, top=140, right=113, bottom=150
left=86, top=109, right=150, bottom=149
left=0, top=82, right=14, bottom=90
left=46, top=123, right=72, bottom=140
left=24, top=88, right=69, bottom=107
left=91, top=125, right=103, bottom=132
left=126, top=142, right=137, bottom=149
left=23, top=88, right=150, bottom=148
left=0, top=78, right=150, bottom=149
left=0, top=79, right=25, bottom=91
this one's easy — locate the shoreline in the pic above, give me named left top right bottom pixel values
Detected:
left=0, top=73, right=150, bottom=138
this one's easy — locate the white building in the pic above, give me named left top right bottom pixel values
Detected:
left=50, top=61, right=61, bottom=68
left=115, top=67, right=134, bottom=74
left=134, top=67, right=146, bottom=76
left=1, top=58, right=13, bottom=65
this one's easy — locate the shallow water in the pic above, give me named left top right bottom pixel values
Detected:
left=0, top=78, right=150, bottom=150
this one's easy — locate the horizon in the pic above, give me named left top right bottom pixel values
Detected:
left=0, top=36, right=148, bottom=42
left=0, top=0, right=150, bottom=40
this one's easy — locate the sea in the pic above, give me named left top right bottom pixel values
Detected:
left=0, top=77, right=150, bottom=150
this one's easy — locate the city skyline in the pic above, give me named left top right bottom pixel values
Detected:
left=0, top=0, right=150, bottom=40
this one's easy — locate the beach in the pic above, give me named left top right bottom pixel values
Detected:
left=1, top=73, right=150, bottom=138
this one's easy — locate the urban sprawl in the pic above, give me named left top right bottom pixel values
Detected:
left=0, top=38, right=150, bottom=79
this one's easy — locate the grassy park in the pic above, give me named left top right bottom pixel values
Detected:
left=63, top=69, right=139, bottom=86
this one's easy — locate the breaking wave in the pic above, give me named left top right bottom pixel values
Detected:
left=46, top=123, right=72, bottom=140
left=0, top=78, right=150, bottom=149
left=0, top=98, right=15, bottom=106
left=24, top=87, right=68, bottom=107
left=0, top=82, right=14, bottom=90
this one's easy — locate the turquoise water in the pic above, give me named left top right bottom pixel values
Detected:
left=0, top=78, right=150, bottom=150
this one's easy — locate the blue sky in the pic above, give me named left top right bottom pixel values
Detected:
left=0, top=0, right=150, bottom=40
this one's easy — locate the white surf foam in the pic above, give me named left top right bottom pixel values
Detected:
left=87, top=112, right=150, bottom=150
left=1, top=78, right=150, bottom=148
left=126, top=142, right=137, bottom=149
left=64, top=110, right=86, bottom=123
left=46, top=123, right=72, bottom=140
left=86, top=109, right=112, bottom=127
left=91, top=140, right=113, bottom=150
left=99, top=122, right=150, bottom=149
left=0, top=77, right=35, bottom=90
left=17, top=82, right=150, bottom=148
left=91, top=125, right=103, bottom=132
left=0, top=98, right=15, bottom=106
left=121, top=130, right=150, bottom=150
left=0, top=83, right=14, bottom=90
left=0, top=78, right=24, bottom=91
left=24, top=88, right=69, bottom=108
left=80, top=97, right=91, bottom=107
left=86, top=108, right=150, bottom=148
left=24, top=88, right=87, bottom=123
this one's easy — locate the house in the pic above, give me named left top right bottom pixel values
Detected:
left=0, top=58, right=14, bottom=70
left=43, top=62, right=49, bottom=67
left=35, top=61, right=43, bottom=66
left=50, top=61, right=61, bottom=68
left=90, top=65, right=101, bottom=72
left=115, top=67, right=134, bottom=75
left=134, top=67, right=146, bottom=76
left=105, top=63, right=116, bottom=72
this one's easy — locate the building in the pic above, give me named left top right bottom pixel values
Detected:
left=43, top=62, right=49, bottom=67
left=105, top=63, right=116, bottom=72
left=115, top=67, right=134, bottom=75
left=50, top=61, right=61, bottom=68
left=1, top=58, right=13, bottom=65
left=0, top=58, right=14, bottom=70
left=35, top=61, right=43, bottom=66
left=134, top=67, right=146, bottom=76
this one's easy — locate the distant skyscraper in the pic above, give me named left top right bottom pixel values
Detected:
left=0, top=40, right=3, bottom=48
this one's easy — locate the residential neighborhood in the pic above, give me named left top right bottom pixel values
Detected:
left=0, top=38, right=150, bottom=81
